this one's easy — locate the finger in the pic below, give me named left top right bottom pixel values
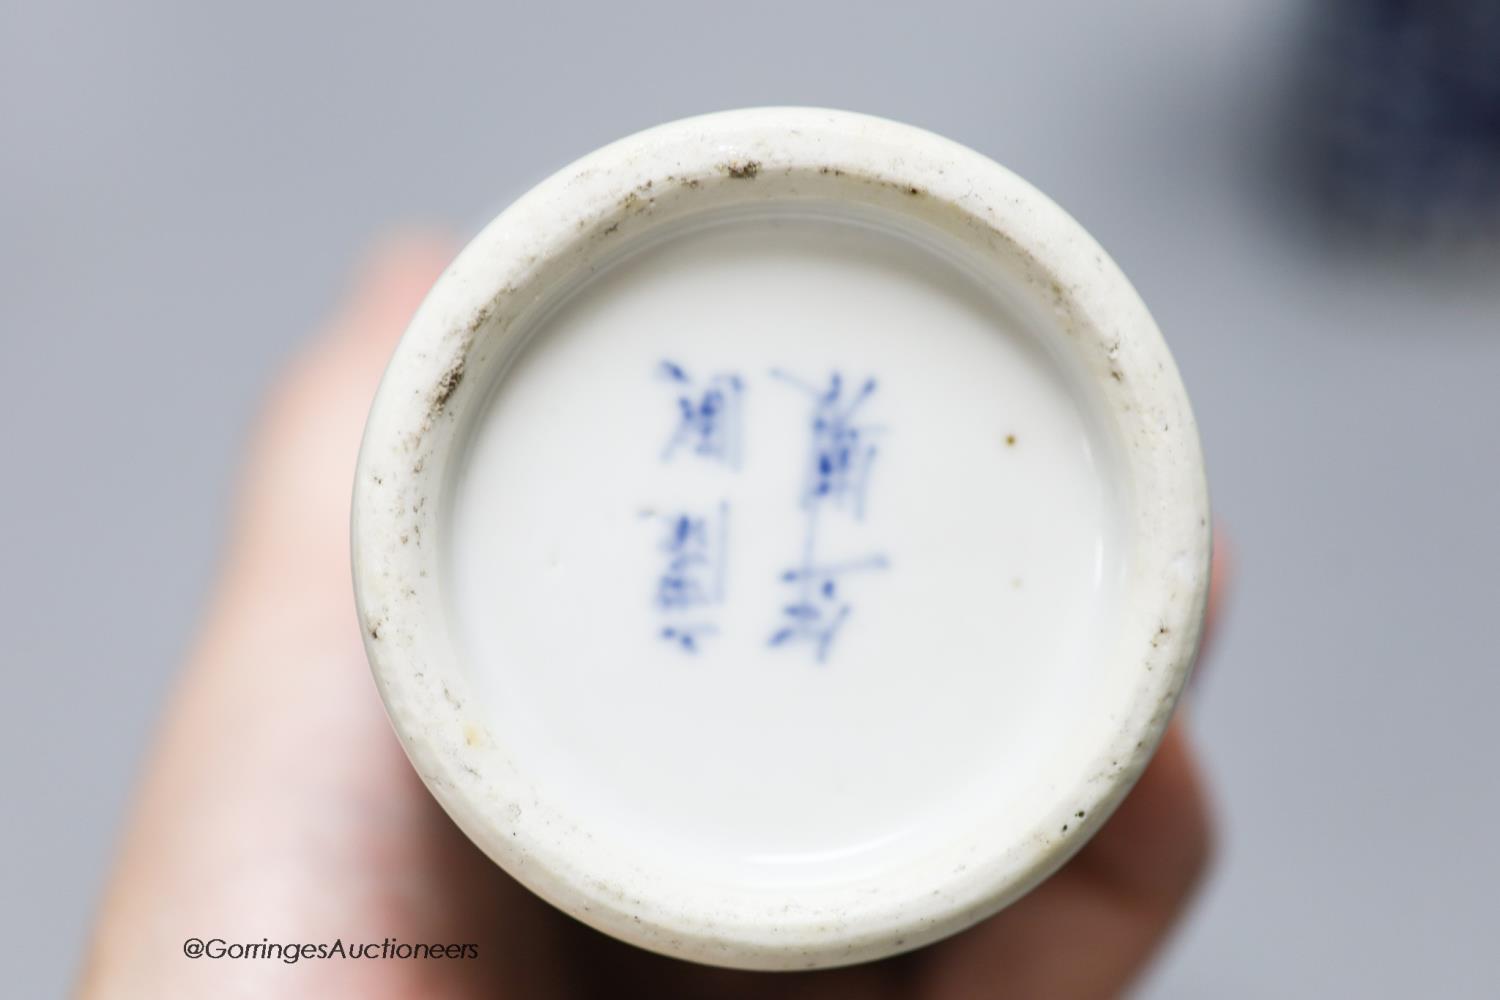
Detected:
left=325, top=229, right=457, bottom=353
left=1193, top=518, right=1232, bottom=677
left=226, top=232, right=454, bottom=590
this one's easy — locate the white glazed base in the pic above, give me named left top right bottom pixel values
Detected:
left=449, top=209, right=1123, bottom=891
left=352, top=108, right=1210, bottom=969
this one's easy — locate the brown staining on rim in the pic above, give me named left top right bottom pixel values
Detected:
left=420, top=309, right=488, bottom=421
left=466, top=304, right=493, bottom=335
left=1005, top=433, right=1017, bottom=447
left=431, top=357, right=465, bottom=413
left=605, top=183, right=659, bottom=235
left=721, top=159, right=761, bottom=179
left=367, top=619, right=383, bottom=641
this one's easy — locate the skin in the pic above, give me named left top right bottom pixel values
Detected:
left=79, top=234, right=1226, bottom=1000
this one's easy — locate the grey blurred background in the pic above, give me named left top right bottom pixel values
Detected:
left=4, top=1, right=1497, bottom=996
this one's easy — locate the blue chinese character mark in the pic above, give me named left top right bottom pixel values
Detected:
left=660, top=623, right=717, bottom=653
left=659, top=360, right=744, bottom=468
left=771, top=369, right=881, bottom=517
left=769, top=553, right=890, bottom=662
left=642, top=361, right=887, bottom=664
left=645, top=501, right=729, bottom=653
left=769, top=370, right=887, bottom=663
left=652, top=507, right=726, bottom=609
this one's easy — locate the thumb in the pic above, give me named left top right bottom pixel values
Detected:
left=226, top=231, right=456, bottom=605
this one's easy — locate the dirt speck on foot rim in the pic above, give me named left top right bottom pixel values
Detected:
left=722, top=159, right=761, bottom=179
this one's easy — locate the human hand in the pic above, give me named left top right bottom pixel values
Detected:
left=79, top=234, right=1224, bottom=1000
